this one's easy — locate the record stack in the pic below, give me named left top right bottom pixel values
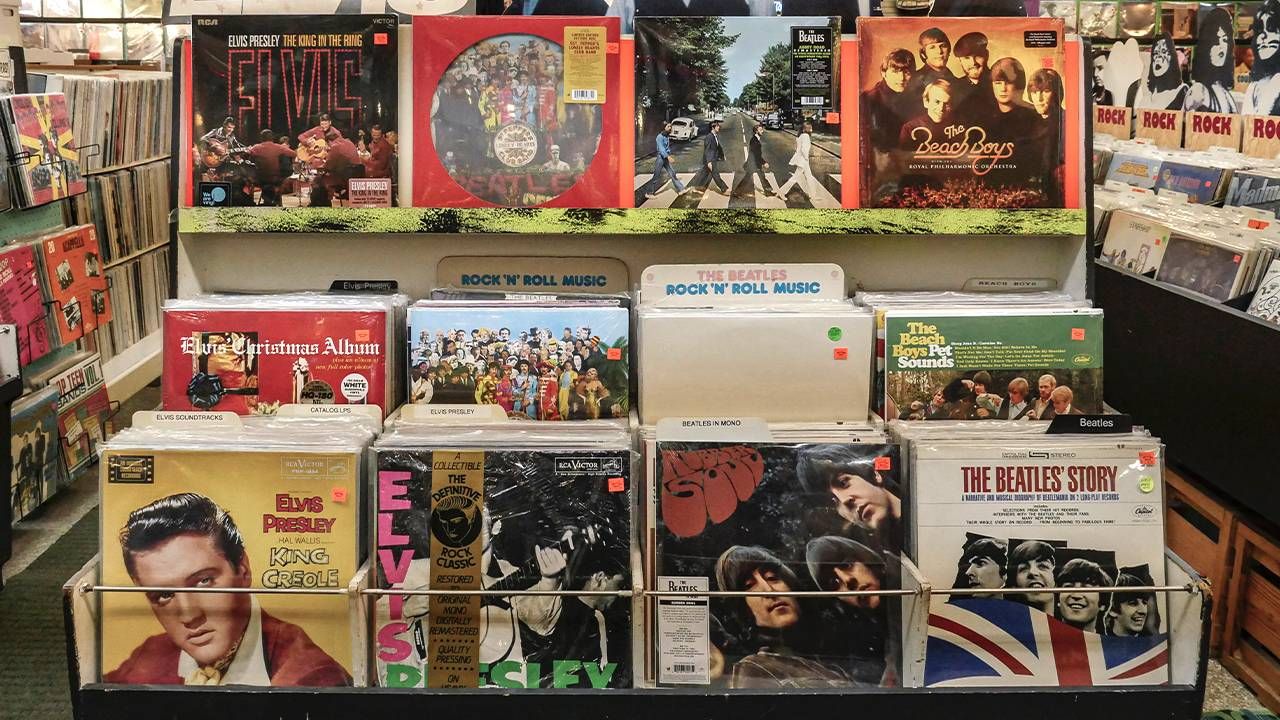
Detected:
left=28, top=69, right=172, bottom=173
left=0, top=92, right=87, bottom=210
left=98, top=411, right=375, bottom=687
left=67, top=159, right=170, bottom=265
left=100, top=244, right=169, bottom=363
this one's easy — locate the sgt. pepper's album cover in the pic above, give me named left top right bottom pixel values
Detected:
left=412, top=16, right=622, bottom=208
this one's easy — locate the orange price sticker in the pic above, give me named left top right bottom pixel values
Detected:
left=833, top=347, right=848, bottom=360
left=331, top=486, right=349, bottom=503
left=606, top=42, right=619, bottom=54
left=1071, top=328, right=1085, bottom=341
left=608, top=477, right=626, bottom=492
left=1138, top=451, right=1157, bottom=466
left=874, top=456, right=892, bottom=471
left=607, top=348, right=622, bottom=361
left=374, top=33, right=388, bottom=45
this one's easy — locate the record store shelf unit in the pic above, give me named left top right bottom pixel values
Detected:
left=68, top=32, right=1209, bottom=720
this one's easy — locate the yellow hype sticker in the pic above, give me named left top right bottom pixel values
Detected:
left=563, top=26, right=606, bottom=105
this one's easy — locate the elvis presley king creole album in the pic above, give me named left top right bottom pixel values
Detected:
left=653, top=442, right=904, bottom=689
left=912, top=438, right=1169, bottom=686
left=407, top=301, right=629, bottom=419
left=162, top=298, right=392, bottom=415
left=856, top=17, right=1067, bottom=208
left=99, top=442, right=361, bottom=686
left=188, top=15, right=399, bottom=208
left=413, top=16, right=623, bottom=208
left=373, top=445, right=632, bottom=688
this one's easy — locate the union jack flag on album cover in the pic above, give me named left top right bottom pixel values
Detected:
left=912, top=437, right=1169, bottom=687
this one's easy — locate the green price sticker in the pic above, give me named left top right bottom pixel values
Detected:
left=1139, top=476, right=1155, bottom=494
left=827, top=327, right=842, bottom=342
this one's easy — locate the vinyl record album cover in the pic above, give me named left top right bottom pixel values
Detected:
left=883, top=310, right=1104, bottom=422
left=413, top=16, right=622, bottom=208
left=9, top=385, right=63, bottom=523
left=2, top=92, right=87, bottom=208
left=915, top=440, right=1169, bottom=686
left=1099, top=209, right=1169, bottom=275
left=162, top=306, right=391, bottom=414
left=654, top=442, right=903, bottom=688
left=1104, top=151, right=1162, bottom=188
left=189, top=15, right=399, bottom=208
left=50, top=353, right=108, bottom=473
left=1225, top=169, right=1280, bottom=215
left=856, top=17, right=1067, bottom=208
left=38, top=225, right=112, bottom=345
left=1154, top=234, right=1249, bottom=301
left=0, top=243, right=53, bottom=366
left=1152, top=160, right=1228, bottom=203
left=1247, top=258, right=1280, bottom=322
left=99, top=446, right=360, bottom=686
left=374, top=447, right=632, bottom=688
left=634, top=17, right=841, bottom=209
left=632, top=0, right=860, bottom=37
left=408, top=303, right=629, bottom=419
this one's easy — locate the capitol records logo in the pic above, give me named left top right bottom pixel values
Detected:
left=492, top=122, right=539, bottom=168
left=1133, top=505, right=1156, bottom=518
left=1028, top=451, right=1050, bottom=458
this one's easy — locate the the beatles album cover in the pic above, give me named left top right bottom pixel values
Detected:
left=1153, top=234, right=1250, bottom=301
left=632, top=0, right=860, bottom=38
left=914, top=440, right=1169, bottom=686
left=9, top=385, right=63, bottom=524
left=883, top=310, right=1104, bottom=422
left=0, top=243, right=53, bottom=366
left=374, top=447, right=632, bottom=688
left=654, top=442, right=903, bottom=688
left=856, top=17, right=1067, bottom=208
left=1, top=92, right=87, bottom=208
left=634, top=17, right=841, bottom=209
left=413, top=16, right=622, bottom=208
left=189, top=15, right=399, bottom=208
left=162, top=305, right=391, bottom=415
left=99, top=446, right=360, bottom=686
left=38, top=225, right=112, bottom=345
left=408, top=303, right=629, bottom=419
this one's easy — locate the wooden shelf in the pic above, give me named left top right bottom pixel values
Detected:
left=104, top=240, right=167, bottom=270
left=178, top=207, right=1088, bottom=237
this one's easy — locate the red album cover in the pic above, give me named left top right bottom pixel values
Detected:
left=0, top=243, right=53, bottom=366
left=413, top=16, right=622, bottom=208
left=162, top=308, right=390, bottom=415
left=3, top=93, right=87, bottom=207
left=855, top=17, right=1067, bottom=208
left=39, top=225, right=112, bottom=345
left=59, top=385, right=111, bottom=474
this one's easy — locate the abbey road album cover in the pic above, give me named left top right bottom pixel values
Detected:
left=634, top=17, right=841, bottom=210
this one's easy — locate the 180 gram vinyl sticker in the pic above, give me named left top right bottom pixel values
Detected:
left=431, top=33, right=603, bottom=207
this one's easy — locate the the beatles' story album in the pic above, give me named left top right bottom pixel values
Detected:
left=914, top=440, right=1169, bottom=686
left=883, top=310, right=1104, bottom=422
left=654, top=442, right=903, bottom=689
left=374, top=447, right=632, bottom=688
left=407, top=303, right=629, bottom=419
left=162, top=306, right=391, bottom=415
left=99, top=446, right=361, bottom=686
left=189, top=15, right=399, bottom=208
left=413, top=16, right=622, bottom=208
left=856, top=17, right=1067, bottom=208
left=633, top=17, right=842, bottom=210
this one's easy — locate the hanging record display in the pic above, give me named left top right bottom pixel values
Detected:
left=413, top=16, right=622, bottom=208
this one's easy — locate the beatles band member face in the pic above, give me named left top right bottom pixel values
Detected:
left=965, top=555, right=1004, bottom=589
left=830, top=562, right=883, bottom=610
left=743, top=568, right=801, bottom=630
left=1112, top=596, right=1150, bottom=635
left=1015, top=555, right=1056, bottom=604
left=924, top=84, right=953, bottom=123
left=1058, top=583, right=1102, bottom=629
left=129, top=533, right=253, bottom=668
left=829, top=471, right=893, bottom=530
